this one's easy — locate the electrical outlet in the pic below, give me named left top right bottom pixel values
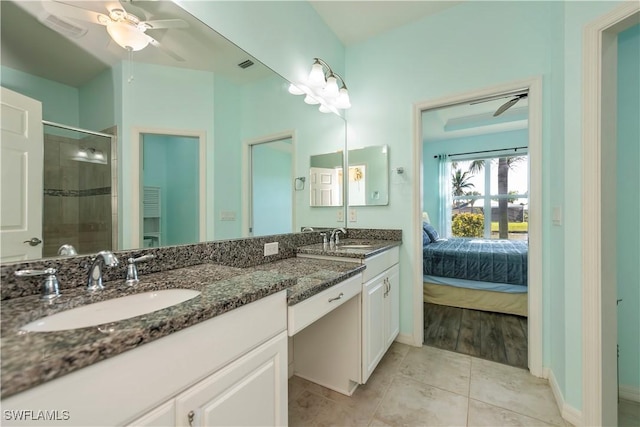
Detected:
left=337, top=209, right=344, bottom=222
left=264, top=242, right=279, bottom=256
left=349, top=208, right=357, bottom=222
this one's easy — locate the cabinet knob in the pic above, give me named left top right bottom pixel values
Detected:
left=188, top=410, right=195, bottom=427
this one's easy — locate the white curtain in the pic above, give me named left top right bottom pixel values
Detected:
left=437, top=155, right=452, bottom=237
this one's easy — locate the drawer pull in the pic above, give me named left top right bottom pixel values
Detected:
left=328, top=292, right=344, bottom=303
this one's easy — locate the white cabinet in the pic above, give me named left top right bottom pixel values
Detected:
left=296, top=245, right=400, bottom=386
left=174, top=331, right=287, bottom=427
left=2, top=291, right=287, bottom=427
left=362, top=263, right=399, bottom=383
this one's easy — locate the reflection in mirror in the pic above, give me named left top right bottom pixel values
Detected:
left=42, top=122, right=117, bottom=258
left=250, top=137, right=293, bottom=236
left=348, top=145, right=389, bottom=206
left=0, top=0, right=347, bottom=262
left=309, top=151, right=344, bottom=207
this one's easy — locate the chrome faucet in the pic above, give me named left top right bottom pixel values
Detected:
left=87, top=250, right=119, bottom=292
left=125, top=254, right=155, bottom=286
left=57, top=244, right=77, bottom=256
left=330, top=228, right=346, bottom=247
left=301, top=227, right=315, bottom=232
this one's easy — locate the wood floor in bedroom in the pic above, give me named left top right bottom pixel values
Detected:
left=424, top=302, right=528, bottom=369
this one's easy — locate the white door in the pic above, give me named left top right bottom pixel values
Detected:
left=385, top=264, right=401, bottom=348
left=0, top=87, right=43, bottom=262
left=310, top=167, right=341, bottom=206
left=362, top=274, right=386, bottom=382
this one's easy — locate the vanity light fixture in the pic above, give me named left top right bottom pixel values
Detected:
left=288, top=58, right=351, bottom=114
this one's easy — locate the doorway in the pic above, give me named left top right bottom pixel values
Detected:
left=412, top=78, right=543, bottom=378
left=131, top=128, right=206, bottom=249
left=582, top=4, right=639, bottom=425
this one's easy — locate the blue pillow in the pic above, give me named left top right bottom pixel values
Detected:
left=423, top=229, right=431, bottom=246
left=423, top=223, right=440, bottom=243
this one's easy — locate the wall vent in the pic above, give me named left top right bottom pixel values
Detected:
left=40, top=14, right=88, bottom=38
left=238, top=59, right=254, bottom=69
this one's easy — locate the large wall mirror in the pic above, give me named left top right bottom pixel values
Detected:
left=309, top=145, right=389, bottom=207
left=0, top=0, right=347, bottom=262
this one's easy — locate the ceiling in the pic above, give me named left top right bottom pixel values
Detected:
left=0, top=0, right=271, bottom=88
left=2, top=0, right=525, bottom=137
left=309, top=1, right=463, bottom=46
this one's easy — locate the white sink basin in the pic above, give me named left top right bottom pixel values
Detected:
left=22, top=289, right=201, bottom=332
left=339, top=244, right=374, bottom=249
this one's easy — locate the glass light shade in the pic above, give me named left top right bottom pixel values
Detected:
left=334, top=88, right=351, bottom=109
left=304, top=94, right=320, bottom=105
left=318, top=103, right=332, bottom=113
left=70, top=148, right=89, bottom=162
left=323, top=76, right=339, bottom=99
left=288, top=83, right=306, bottom=95
left=106, top=21, right=150, bottom=51
left=307, top=63, right=325, bottom=88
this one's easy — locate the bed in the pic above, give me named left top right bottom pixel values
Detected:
left=422, top=223, right=528, bottom=316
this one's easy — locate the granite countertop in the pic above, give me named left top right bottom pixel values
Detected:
left=296, top=238, right=401, bottom=259
left=0, top=257, right=364, bottom=398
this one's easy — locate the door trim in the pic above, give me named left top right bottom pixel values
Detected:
left=131, top=127, right=207, bottom=248
left=241, top=130, right=296, bottom=237
left=582, top=3, right=639, bottom=425
left=412, top=77, right=543, bottom=378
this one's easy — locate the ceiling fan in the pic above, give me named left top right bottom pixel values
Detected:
left=470, top=91, right=529, bottom=117
left=493, top=93, right=528, bottom=117
left=41, top=0, right=188, bottom=58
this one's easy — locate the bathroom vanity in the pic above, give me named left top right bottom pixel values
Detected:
left=0, top=233, right=400, bottom=426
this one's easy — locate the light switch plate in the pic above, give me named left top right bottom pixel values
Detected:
left=337, top=209, right=344, bottom=222
left=220, top=211, right=236, bottom=221
left=264, top=242, right=279, bottom=256
left=349, top=208, right=357, bottom=222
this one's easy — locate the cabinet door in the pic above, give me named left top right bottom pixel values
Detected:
left=362, top=274, right=386, bottom=383
left=384, top=264, right=400, bottom=348
left=175, top=331, right=287, bottom=427
left=126, top=400, right=175, bottom=427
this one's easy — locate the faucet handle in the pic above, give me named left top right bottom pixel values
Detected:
left=15, top=268, right=61, bottom=301
left=125, top=254, right=155, bottom=285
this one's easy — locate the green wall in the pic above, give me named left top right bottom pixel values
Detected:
left=1, top=65, right=79, bottom=125
left=616, top=23, right=640, bottom=395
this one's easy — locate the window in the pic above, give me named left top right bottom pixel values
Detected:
left=449, top=154, right=528, bottom=240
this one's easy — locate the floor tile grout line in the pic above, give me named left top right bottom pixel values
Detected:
left=467, top=396, right=564, bottom=427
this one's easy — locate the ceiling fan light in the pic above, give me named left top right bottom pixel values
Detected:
left=106, top=21, right=149, bottom=51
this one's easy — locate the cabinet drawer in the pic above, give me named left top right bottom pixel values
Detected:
left=362, top=246, right=399, bottom=282
left=288, top=274, right=362, bottom=336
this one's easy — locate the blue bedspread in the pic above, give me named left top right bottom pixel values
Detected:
left=423, top=238, right=528, bottom=286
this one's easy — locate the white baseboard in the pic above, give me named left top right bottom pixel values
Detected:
left=619, top=384, right=640, bottom=403
left=547, top=367, right=583, bottom=426
left=395, top=332, right=420, bottom=347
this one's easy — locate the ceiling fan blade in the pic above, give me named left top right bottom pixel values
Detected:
left=493, top=96, right=524, bottom=117
left=142, top=19, right=189, bottom=30
left=148, top=36, right=185, bottom=62
left=41, top=1, right=108, bottom=25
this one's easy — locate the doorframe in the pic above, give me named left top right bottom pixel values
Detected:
left=412, top=77, right=544, bottom=378
left=241, top=130, right=296, bottom=237
left=131, top=127, right=207, bottom=248
left=582, top=3, right=639, bottom=426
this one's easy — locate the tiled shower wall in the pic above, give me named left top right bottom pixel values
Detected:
left=42, top=128, right=113, bottom=257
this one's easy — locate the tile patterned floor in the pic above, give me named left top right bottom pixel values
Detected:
left=289, top=342, right=570, bottom=426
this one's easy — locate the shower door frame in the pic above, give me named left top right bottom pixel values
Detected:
left=42, top=120, right=119, bottom=253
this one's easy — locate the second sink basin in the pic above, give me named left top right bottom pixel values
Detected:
left=21, top=289, right=201, bottom=332
left=339, top=244, right=374, bottom=249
